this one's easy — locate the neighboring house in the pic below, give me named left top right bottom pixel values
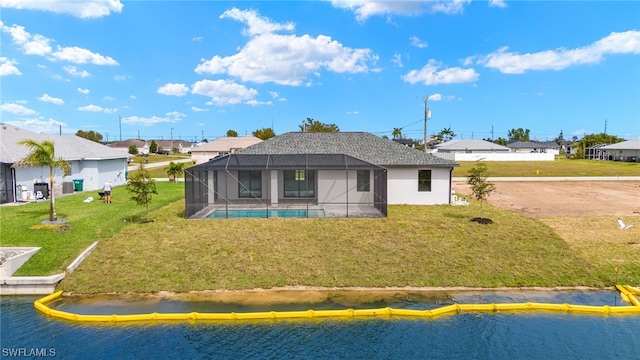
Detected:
left=392, top=138, right=418, bottom=148
left=584, top=143, right=609, bottom=160
left=507, top=141, right=560, bottom=155
left=0, top=123, right=129, bottom=204
left=109, top=139, right=149, bottom=155
left=153, top=140, right=195, bottom=154
left=599, top=138, right=640, bottom=162
left=184, top=132, right=458, bottom=218
left=190, top=135, right=263, bottom=164
left=435, top=139, right=511, bottom=153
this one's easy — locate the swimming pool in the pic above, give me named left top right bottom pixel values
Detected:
left=207, top=208, right=325, bottom=219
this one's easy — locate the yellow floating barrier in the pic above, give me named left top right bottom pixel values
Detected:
left=34, top=287, right=640, bottom=324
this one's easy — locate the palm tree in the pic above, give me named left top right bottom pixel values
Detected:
left=392, top=128, right=403, bottom=139
left=15, top=139, right=71, bottom=221
left=164, top=161, right=185, bottom=182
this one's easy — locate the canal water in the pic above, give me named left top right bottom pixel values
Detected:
left=2, top=291, right=639, bottom=359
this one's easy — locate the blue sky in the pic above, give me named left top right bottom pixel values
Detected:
left=1, top=0, right=639, bottom=143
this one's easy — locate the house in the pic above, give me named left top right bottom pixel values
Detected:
left=109, top=139, right=149, bottom=155
left=507, top=141, right=560, bottom=155
left=435, top=139, right=511, bottom=154
left=190, top=135, right=263, bottom=164
left=184, top=132, right=458, bottom=218
left=0, top=123, right=129, bottom=204
left=152, top=139, right=196, bottom=154
left=599, top=138, right=640, bottom=162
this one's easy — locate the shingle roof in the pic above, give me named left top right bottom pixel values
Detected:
left=237, top=132, right=456, bottom=167
left=600, top=138, right=640, bottom=150
left=192, top=135, right=262, bottom=153
left=435, top=139, right=510, bottom=152
left=191, top=153, right=383, bottom=171
left=0, top=123, right=129, bottom=163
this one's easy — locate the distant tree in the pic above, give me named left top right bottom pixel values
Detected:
left=126, top=162, right=158, bottom=222
left=437, top=127, right=456, bottom=142
left=553, top=130, right=565, bottom=145
left=15, top=139, right=71, bottom=222
left=128, top=144, right=138, bottom=155
left=467, top=160, right=496, bottom=223
left=381, top=135, right=389, bottom=139
left=494, top=137, right=508, bottom=146
left=253, top=127, right=276, bottom=140
left=164, top=161, right=185, bottom=182
left=171, top=146, right=178, bottom=154
left=226, top=130, right=238, bottom=137
left=202, top=138, right=208, bottom=143
left=507, top=128, right=530, bottom=142
left=76, top=130, right=104, bottom=143
left=392, top=128, right=403, bottom=139
left=572, top=133, right=625, bottom=159
left=150, top=140, right=158, bottom=153
left=299, top=117, right=339, bottom=132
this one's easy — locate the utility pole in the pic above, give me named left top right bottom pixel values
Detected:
left=171, top=128, right=174, bottom=149
left=423, top=97, right=430, bottom=152
left=604, top=119, right=607, bottom=134
left=119, top=115, right=122, bottom=141
left=491, top=125, right=494, bottom=141
left=201, top=130, right=204, bottom=142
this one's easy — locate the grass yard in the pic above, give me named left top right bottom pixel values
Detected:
left=130, top=153, right=190, bottom=165
left=58, top=200, right=638, bottom=293
left=451, top=158, right=639, bottom=177
left=0, top=182, right=184, bottom=275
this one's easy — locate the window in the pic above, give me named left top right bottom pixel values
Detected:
left=238, top=170, right=262, bottom=198
left=284, top=170, right=315, bottom=197
left=418, top=170, right=431, bottom=192
left=357, top=170, right=370, bottom=192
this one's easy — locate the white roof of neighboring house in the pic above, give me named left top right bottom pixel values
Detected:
left=192, top=135, right=263, bottom=153
left=0, top=123, right=129, bottom=163
left=435, top=139, right=510, bottom=152
left=600, top=138, right=640, bottom=151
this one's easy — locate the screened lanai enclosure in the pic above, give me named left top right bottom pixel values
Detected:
left=185, top=153, right=387, bottom=219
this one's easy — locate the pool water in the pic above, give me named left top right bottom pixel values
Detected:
left=207, top=209, right=325, bottom=218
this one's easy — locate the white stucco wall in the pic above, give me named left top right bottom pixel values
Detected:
left=386, top=167, right=451, bottom=205
left=317, top=170, right=373, bottom=204
left=13, top=158, right=127, bottom=198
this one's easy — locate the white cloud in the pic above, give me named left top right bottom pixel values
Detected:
left=245, top=99, right=272, bottom=106
left=0, top=23, right=53, bottom=55
left=195, top=9, right=377, bottom=86
left=428, top=93, right=442, bottom=101
left=77, top=87, right=90, bottom=94
left=51, top=46, right=118, bottom=65
left=489, top=0, right=507, bottom=8
left=410, top=36, right=428, bottom=48
left=37, top=94, right=64, bottom=105
left=114, top=74, right=130, bottom=81
left=1, top=0, right=124, bottom=19
left=78, top=104, right=103, bottom=112
left=475, top=30, right=640, bottom=74
left=104, top=108, right=118, bottom=113
left=157, top=83, right=189, bottom=96
left=0, top=102, right=38, bottom=115
left=5, top=117, right=66, bottom=134
left=192, top=36, right=203, bottom=42
left=191, top=79, right=258, bottom=106
left=121, top=114, right=182, bottom=126
left=166, top=111, right=187, bottom=119
left=329, top=0, right=470, bottom=22
left=130, top=95, right=136, bottom=99
left=391, top=53, right=403, bottom=68
left=103, top=96, right=114, bottom=101
left=63, top=65, right=91, bottom=77
left=191, top=106, right=208, bottom=112
left=402, top=60, right=479, bottom=85
left=220, top=7, right=295, bottom=36
left=0, top=57, right=21, bottom=76
left=347, top=111, right=359, bottom=115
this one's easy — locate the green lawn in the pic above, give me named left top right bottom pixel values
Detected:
left=4, top=177, right=637, bottom=293
left=0, top=182, right=184, bottom=275
left=452, top=158, right=639, bottom=177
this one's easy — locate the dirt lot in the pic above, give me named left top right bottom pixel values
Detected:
left=453, top=181, right=640, bottom=217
